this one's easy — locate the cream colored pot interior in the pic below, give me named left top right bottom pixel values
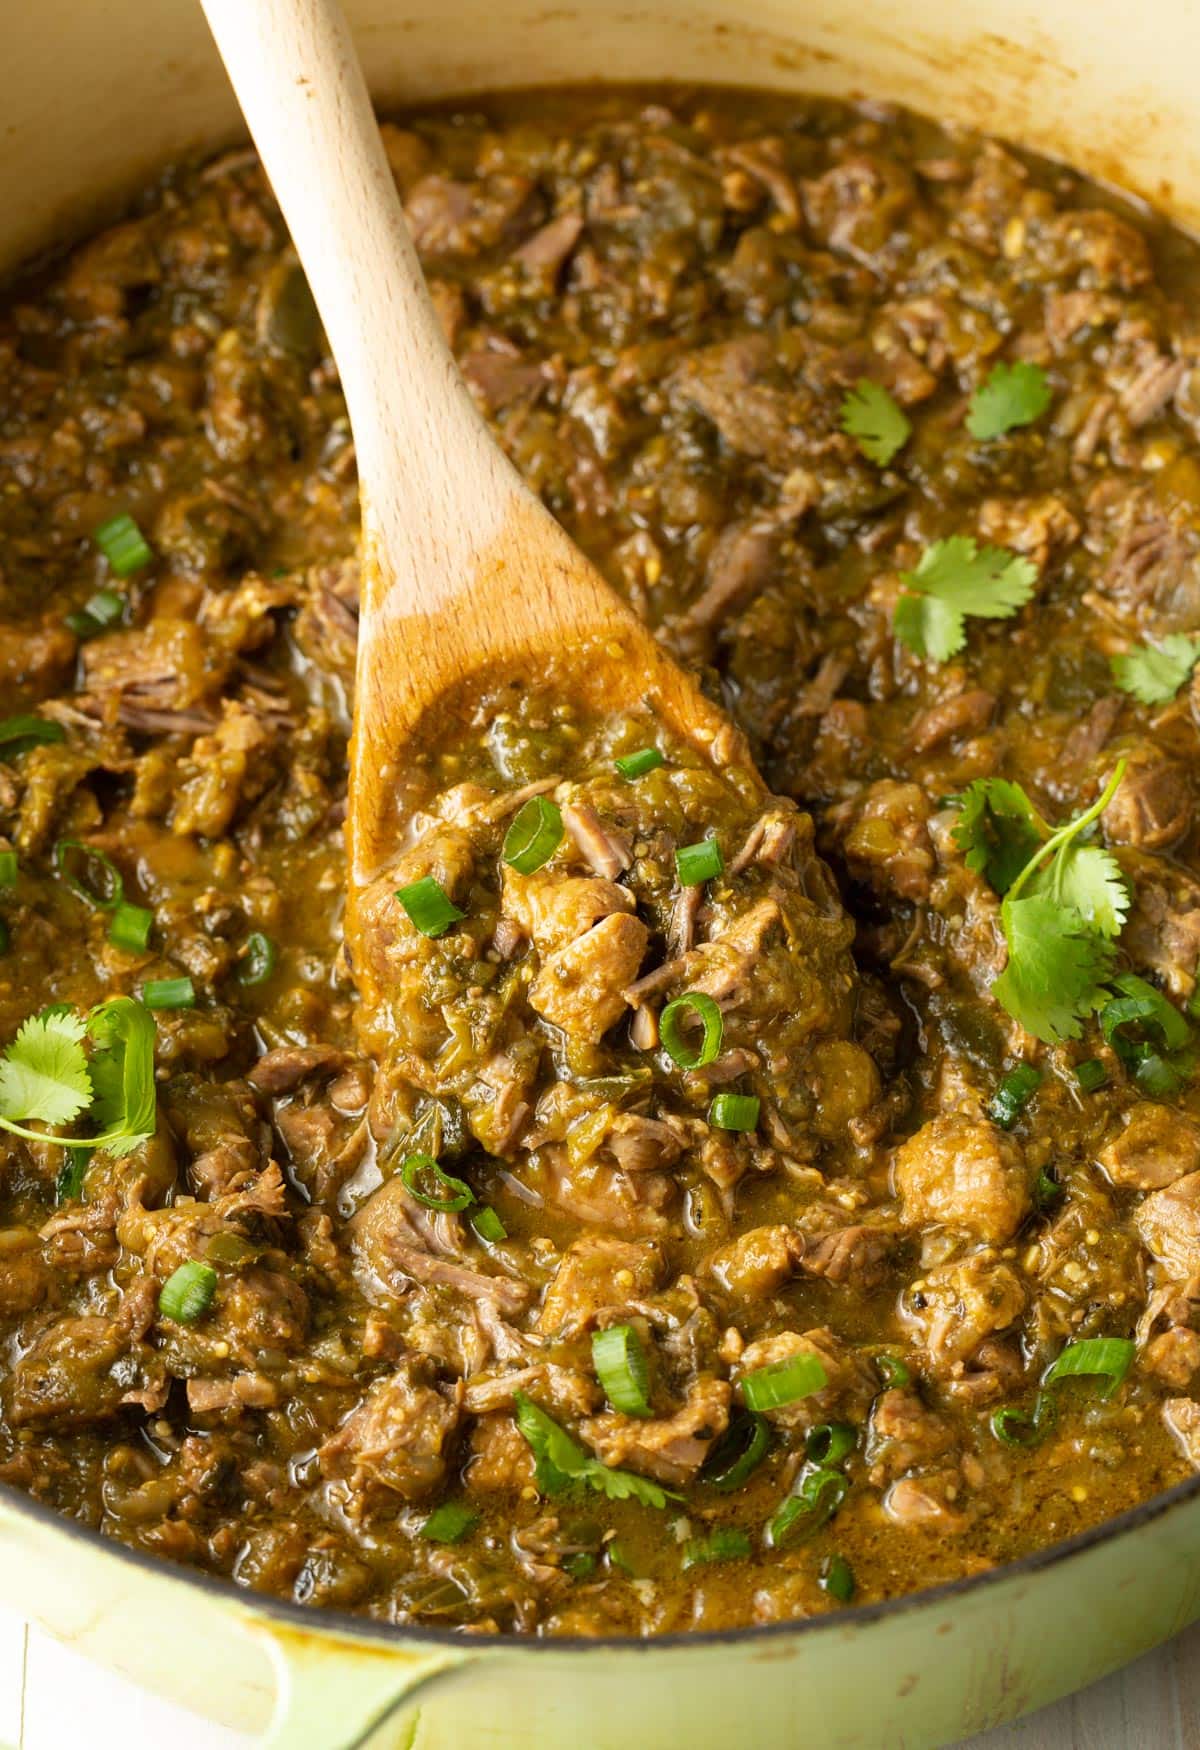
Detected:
left=4, top=0, right=1200, bottom=282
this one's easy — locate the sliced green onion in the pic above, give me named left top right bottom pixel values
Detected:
left=159, top=1260, right=217, bottom=1323
left=682, top=1527, right=752, bottom=1571
left=592, top=1323, right=652, bottom=1417
left=990, top=1392, right=1055, bottom=1449
left=142, top=976, right=196, bottom=1010
left=235, top=931, right=278, bottom=986
left=987, top=1064, right=1041, bottom=1130
left=0, top=714, right=66, bottom=756
left=1043, top=1336, right=1135, bottom=1398
left=615, top=747, right=664, bottom=780
left=1101, top=973, right=1192, bottom=1095
left=564, top=1551, right=597, bottom=1579
left=55, top=839, right=124, bottom=910
left=1105, top=973, right=1191, bottom=1052
left=805, top=1422, right=856, bottom=1468
left=702, top=1411, right=771, bottom=1493
left=66, top=588, right=126, bottom=639
left=204, top=1231, right=259, bottom=1266
left=0, top=850, right=16, bottom=888
left=419, top=1502, right=479, bottom=1544
left=742, top=1351, right=828, bottom=1413
left=1133, top=1052, right=1186, bottom=1098
left=708, top=1092, right=760, bottom=1132
left=1034, top=1169, right=1062, bottom=1209
left=396, top=875, right=464, bottom=938
left=401, top=1151, right=474, bottom=1212
left=95, top=511, right=153, bottom=577
left=1075, top=1058, right=1108, bottom=1093
left=109, top=902, right=154, bottom=953
left=767, top=1467, right=848, bottom=1548
left=659, top=992, right=723, bottom=1069
left=503, top=795, right=563, bottom=875
left=607, top=1542, right=638, bottom=1575
left=675, top=837, right=724, bottom=887
left=470, top=1204, right=507, bottom=1243
left=821, top=1555, right=856, bottom=1603
left=874, top=1354, right=911, bottom=1388
left=55, top=1151, right=89, bottom=1205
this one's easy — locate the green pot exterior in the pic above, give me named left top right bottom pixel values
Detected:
left=5, top=1477, right=1200, bottom=1749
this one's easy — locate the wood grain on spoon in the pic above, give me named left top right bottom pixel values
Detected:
left=197, top=0, right=757, bottom=941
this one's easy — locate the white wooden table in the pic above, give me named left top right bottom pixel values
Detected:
left=1, top=1602, right=1195, bottom=1749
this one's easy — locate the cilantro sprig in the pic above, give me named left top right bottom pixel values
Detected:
left=967, top=361, right=1052, bottom=440
left=840, top=379, right=911, bottom=466
left=1111, top=635, right=1200, bottom=706
left=0, top=996, right=157, bottom=1157
left=514, top=1392, right=679, bottom=1510
left=953, top=763, right=1130, bottom=1042
left=895, top=537, right=1038, bottom=662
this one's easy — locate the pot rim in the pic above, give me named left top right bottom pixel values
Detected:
left=4, top=1457, right=1199, bottom=1653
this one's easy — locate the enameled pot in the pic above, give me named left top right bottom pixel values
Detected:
left=4, top=2, right=1200, bottom=1743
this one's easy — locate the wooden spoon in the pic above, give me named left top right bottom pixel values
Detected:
left=198, top=0, right=754, bottom=936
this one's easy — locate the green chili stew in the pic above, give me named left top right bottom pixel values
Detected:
left=2, top=86, right=1200, bottom=1634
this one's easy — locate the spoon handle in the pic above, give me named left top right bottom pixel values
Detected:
left=198, top=0, right=518, bottom=600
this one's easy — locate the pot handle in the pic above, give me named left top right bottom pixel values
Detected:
left=252, top=1619, right=473, bottom=1750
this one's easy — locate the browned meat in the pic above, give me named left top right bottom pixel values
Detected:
left=318, top=1364, right=460, bottom=1509
left=906, top=691, right=995, bottom=755
left=403, top=173, right=540, bottom=257
left=901, top=1254, right=1026, bottom=1377
left=582, top=1376, right=732, bottom=1484
left=529, top=911, right=649, bottom=1041
left=248, top=1044, right=350, bottom=1094
left=705, top=1225, right=801, bottom=1298
left=893, top=1115, right=1031, bottom=1244
left=560, top=802, right=632, bottom=879
left=670, top=335, right=803, bottom=465
left=1099, top=1104, right=1200, bottom=1191
left=538, top=1236, right=664, bottom=1335
left=1122, top=856, right=1200, bottom=1003
left=1101, top=745, right=1192, bottom=850
left=1137, top=1173, right=1200, bottom=1276
left=677, top=523, right=777, bottom=632
left=0, top=1240, right=49, bottom=1315
left=867, top=1389, right=955, bottom=1485
left=828, top=781, right=935, bottom=905
left=513, top=210, right=585, bottom=278
left=466, top=1412, right=537, bottom=1491
left=1119, top=351, right=1185, bottom=427
left=503, top=870, right=634, bottom=953
left=735, top=1328, right=875, bottom=1431
left=1163, top=1397, right=1200, bottom=1467
left=801, top=1224, right=894, bottom=1289
left=884, top=1473, right=970, bottom=1532
left=9, top=1316, right=167, bottom=1429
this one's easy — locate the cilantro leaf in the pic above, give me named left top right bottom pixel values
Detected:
left=952, top=778, right=1047, bottom=894
left=1111, top=635, right=1200, bottom=706
left=1026, top=841, right=1129, bottom=939
left=0, top=1010, right=91, bottom=1129
left=967, top=361, right=1053, bottom=440
left=840, top=379, right=911, bottom=466
left=895, top=537, right=1038, bottom=662
left=86, top=996, right=157, bottom=1157
left=513, top=1392, right=678, bottom=1510
left=993, top=895, right=1116, bottom=1043
left=0, top=996, right=157, bottom=1154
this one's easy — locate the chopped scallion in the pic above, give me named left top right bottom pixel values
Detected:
left=66, top=588, right=125, bottom=639
left=419, top=1502, right=479, bottom=1544
left=615, top=747, right=664, bottom=780
left=95, top=511, right=153, bottom=578
left=1043, top=1335, right=1135, bottom=1398
left=708, top=1092, right=760, bottom=1132
left=0, top=851, right=16, bottom=888
left=108, top=902, right=153, bottom=954
left=592, top=1323, right=652, bottom=1418
left=675, top=837, right=724, bottom=887
left=55, top=839, right=124, bottom=910
left=141, top=976, right=196, bottom=1010
left=766, top=1466, right=848, bottom=1548
left=742, top=1351, right=828, bottom=1413
left=681, top=1527, right=752, bottom=1570
left=1034, top=1169, right=1062, bottom=1208
left=55, top=1151, right=88, bottom=1205
left=235, top=931, right=278, bottom=986
left=470, top=1204, right=507, bottom=1243
left=0, top=714, right=65, bottom=756
left=987, top=1063, right=1041, bottom=1130
left=1075, top=1058, right=1107, bottom=1093
left=159, top=1259, right=217, bottom=1324
left=990, top=1392, right=1055, bottom=1449
left=659, top=992, right=723, bottom=1069
left=701, top=1411, right=771, bottom=1493
left=564, top=1552, right=597, bottom=1579
left=400, top=1151, right=474, bottom=1212
left=396, top=875, right=464, bottom=938
left=821, top=1554, right=856, bottom=1603
left=503, top=795, right=564, bottom=875
left=874, top=1354, right=911, bottom=1389
left=805, top=1422, right=856, bottom=1468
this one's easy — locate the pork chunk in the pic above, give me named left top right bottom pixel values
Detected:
left=529, top=911, right=649, bottom=1041
left=318, top=1364, right=459, bottom=1509
left=893, top=1114, right=1030, bottom=1244
left=582, top=1377, right=731, bottom=1486
left=538, top=1236, right=664, bottom=1335
left=1099, top=1104, right=1200, bottom=1191
left=1137, top=1173, right=1200, bottom=1276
